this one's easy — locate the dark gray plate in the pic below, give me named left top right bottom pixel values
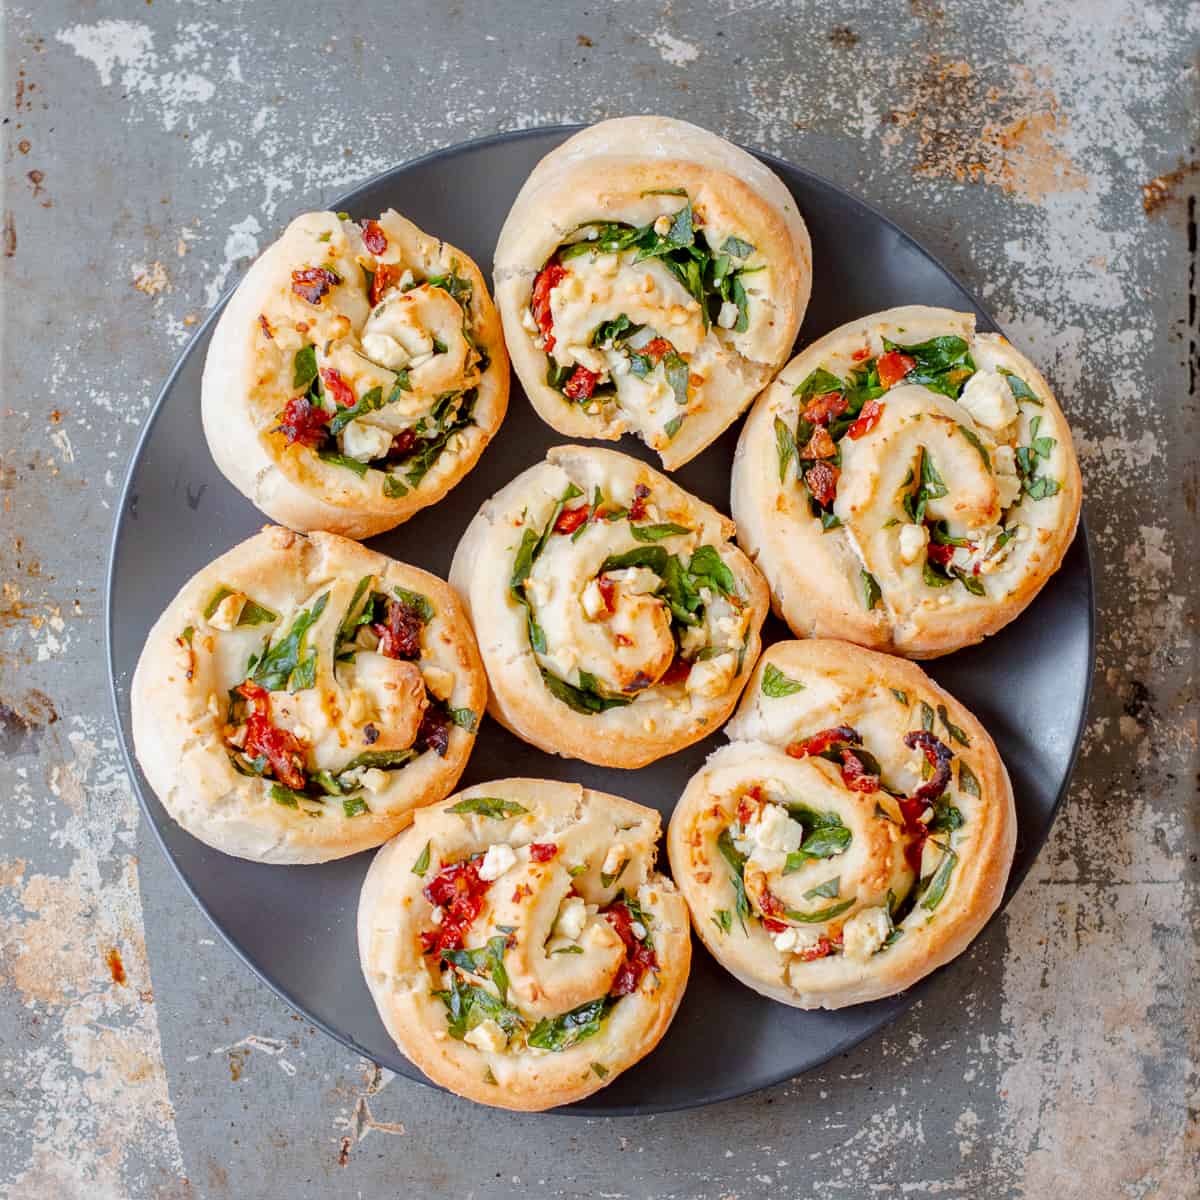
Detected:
left=106, top=127, right=1094, bottom=1115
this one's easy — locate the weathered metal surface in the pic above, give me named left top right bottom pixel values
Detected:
left=1, top=2, right=1195, bottom=1197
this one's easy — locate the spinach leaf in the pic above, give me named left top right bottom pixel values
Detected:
left=716, top=829, right=751, bottom=933
left=781, top=897, right=855, bottom=923
left=328, top=386, right=385, bottom=436
left=794, top=367, right=846, bottom=399
left=434, top=973, right=524, bottom=1041
left=891, top=688, right=909, bottom=705
left=630, top=522, right=691, bottom=542
left=448, top=707, right=478, bottom=732
left=600, top=858, right=628, bottom=888
left=919, top=701, right=935, bottom=732
left=958, top=761, right=981, bottom=797
left=663, top=413, right=686, bottom=439
left=252, top=592, right=329, bottom=692
left=527, top=997, right=614, bottom=1051
left=937, top=703, right=971, bottom=746
left=711, top=909, right=733, bottom=934
left=600, top=546, right=668, bottom=575
left=293, top=345, right=318, bottom=390
left=203, top=586, right=278, bottom=626
left=394, top=585, right=434, bottom=623
left=721, top=235, right=755, bottom=258
left=412, top=841, right=431, bottom=876
left=774, top=416, right=798, bottom=483
left=442, top=935, right=512, bottom=1003
left=862, top=570, right=882, bottom=611
left=317, top=449, right=369, bottom=477
left=761, top=663, right=806, bottom=697
left=591, top=314, right=640, bottom=346
left=783, top=824, right=852, bottom=871
left=804, top=876, right=841, bottom=900
left=382, top=475, right=409, bottom=498
left=920, top=844, right=958, bottom=911
left=688, top=544, right=736, bottom=597
left=999, top=367, right=1042, bottom=404
left=448, top=796, right=529, bottom=820
left=539, top=667, right=633, bottom=714
left=927, top=798, right=964, bottom=833
left=342, top=796, right=370, bottom=818
left=337, top=748, right=416, bottom=775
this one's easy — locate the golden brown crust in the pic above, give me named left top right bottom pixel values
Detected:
left=667, top=639, right=1016, bottom=1008
left=131, top=527, right=486, bottom=863
left=494, top=116, right=811, bottom=469
left=202, top=210, right=508, bottom=539
left=732, top=306, right=1082, bottom=658
left=449, top=445, right=769, bottom=768
left=357, top=778, right=691, bottom=1110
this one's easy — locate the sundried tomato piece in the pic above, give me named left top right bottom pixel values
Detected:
left=797, top=936, right=837, bottom=962
left=387, top=428, right=418, bottom=460
left=903, top=730, right=953, bottom=803
left=659, top=656, right=692, bottom=686
left=370, top=261, right=405, bottom=305
left=800, top=426, right=837, bottom=460
left=877, top=350, right=915, bottom=388
left=531, top=259, right=566, bottom=352
left=628, top=483, right=651, bottom=521
left=642, top=337, right=673, bottom=362
left=840, top=749, right=880, bottom=793
left=361, top=219, right=388, bottom=256
left=319, top=367, right=356, bottom=409
left=373, top=595, right=423, bottom=660
left=529, top=842, right=558, bottom=863
left=276, top=396, right=330, bottom=448
left=234, top=681, right=308, bottom=789
left=596, top=575, right=617, bottom=614
left=415, top=703, right=451, bottom=758
left=563, top=366, right=599, bottom=401
left=846, top=399, right=884, bottom=440
left=604, top=901, right=659, bottom=997
left=804, top=460, right=840, bottom=506
left=802, top=391, right=848, bottom=426
left=926, top=541, right=955, bottom=567
left=422, top=857, right=491, bottom=955
left=786, top=725, right=860, bottom=759
left=851, top=347, right=870, bottom=362
left=553, top=504, right=589, bottom=535
left=291, top=266, right=340, bottom=305
left=258, top=313, right=275, bottom=340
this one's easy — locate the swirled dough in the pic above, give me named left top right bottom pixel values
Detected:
left=358, top=778, right=691, bottom=1110
left=668, top=639, right=1015, bottom=1008
left=732, top=306, right=1082, bottom=657
left=494, top=117, right=812, bottom=469
left=449, top=445, right=769, bottom=768
left=202, top=209, right=508, bottom=539
left=132, top=526, right=485, bottom=863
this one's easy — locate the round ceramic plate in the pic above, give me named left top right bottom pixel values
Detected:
left=106, top=127, right=1094, bottom=1115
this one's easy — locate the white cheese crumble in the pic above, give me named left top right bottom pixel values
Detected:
left=653, top=214, right=672, bottom=236
left=748, top=803, right=805, bottom=854
left=361, top=331, right=410, bottom=370
left=478, top=843, right=518, bottom=882
left=717, top=300, right=739, bottom=329
left=464, top=1018, right=508, bottom=1053
left=606, top=566, right=661, bottom=595
left=207, top=591, right=246, bottom=631
left=340, top=419, right=392, bottom=462
left=958, top=370, right=1018, bottom=431
left=898, top=522, right=928, bottom=565
left=841, top=906, right=892, bottom=962
left=359, top=768, right=388, bottom=794
left=581, top=578, right=608, bottom=620
left=773, top=926, right=823, bottom=955
left=601, top=845, right=624, bottom=877
left=430, top=905, right=444, bottom=926
left=554, top=895, right=587, bottom=941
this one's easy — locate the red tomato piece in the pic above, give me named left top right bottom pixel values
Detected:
left=840, top=749, right=880, bottom=793
left=659, top=656, right=692, bottom=686
left=605, top=901, right=659, bottom=996
left=800, top=426, right=837, bottom=460
left=851, top=347, right=870, bottom=362
left=786, top=725, right=860, bottom=759
left=277, top=396, right=330, bottom=447
left=362, top=219, right=388, bottom=256
left=235, top=681, right=308, bottom=789
left=553, top=504, right=589, bottom=535
left=562, top=366, right=599, bottom=401
left=371, top=261, right=404, bottom=306
left=291, top=266, right=340, bottom=305
left=877, top=351, right=915, bottom=388
left=628, top=483, right=651, bottom=521
left=529, top=843, right=558, bottom=863
left=797, top=936, right=837, bottom=962
left=802, top=391, right=848, bottom=426
left=531, top=259, right=566, bottom=352
left=926, top=541, right=955, bottom=567
left=846, top=399, right=884, bottom=440
left=596, top=575, right=617, bottom=614
left=803, top=461, right=840, bottom=506
left=319, top=367, right=356, bottom=409
left=422, top=857, right=491, bottom=955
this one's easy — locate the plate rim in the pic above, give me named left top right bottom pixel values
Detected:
left=104, top=123, right=1096, bottom=1116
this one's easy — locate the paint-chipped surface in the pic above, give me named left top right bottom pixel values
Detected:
left=2, top=0, right=1196, bottom=1196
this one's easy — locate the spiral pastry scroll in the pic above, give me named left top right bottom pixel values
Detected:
left=358, top=778, right=690, bottom=1110
left=732, top=306, right=1082, bottom=657
left=667, top=639, right=1015, bottom=1008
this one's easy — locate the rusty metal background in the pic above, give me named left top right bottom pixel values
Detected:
left=2, top=2, right=1196, bottom=1197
